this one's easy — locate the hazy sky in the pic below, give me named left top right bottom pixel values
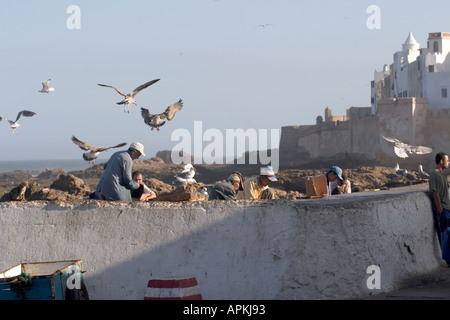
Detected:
left=1, top=0, right=449, bottom=162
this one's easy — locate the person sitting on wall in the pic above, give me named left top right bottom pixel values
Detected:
left=326, top=166, right=345, bottom=195
left=131, top=171, right=156, bottom=201
left=208, top=172, right=244, bottom=201
left=240, top=166, right=277, bottom=200
left=340, top=171, right=352, bottom=194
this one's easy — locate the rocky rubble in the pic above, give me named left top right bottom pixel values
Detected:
left=0, top=159, right=432, bottom=202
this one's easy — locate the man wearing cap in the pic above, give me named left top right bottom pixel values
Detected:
left=240, top=166, right=277, bottom=200
left=208, top=172, right=244, bottom=200
left=96, top=142, right=146, bottom=202
left=326, top=166, right=345, bottom=195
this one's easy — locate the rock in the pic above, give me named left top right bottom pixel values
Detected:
left=0, top=170, right=33, bottom=182
left=145, top=178, right=176, bottom=195
left=36, top=168, right=65, bottom=179
left=155, top=150, right=193, bottom=164
left=50, top=174, right=91, bottom=196
left=28, top=188, right=81, bottom=202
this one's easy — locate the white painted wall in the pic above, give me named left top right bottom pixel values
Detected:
left=0, top=186, right=445, bottom=300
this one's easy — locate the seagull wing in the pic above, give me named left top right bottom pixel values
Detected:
left=98, top=84, right=126, bottom=97
left=162, top=99, right=183, bottom=121
left=140, top=107, right=156, bottom=126
left=15, top=110, right=36, bottom=122
left=71, top=136, right=96, bottom=151
left=407, top=145, right=434, bottom=155
left=381, top=136, right=399, bottom=144
left=175, top=171, right=192, bottom=179
left=130, top=79, right=160, bottom=97
left=42, top=79, right=51, bottom=90
left=394, top=145, right=409, bottom=158
left=95, top=142, right=127, bottom=152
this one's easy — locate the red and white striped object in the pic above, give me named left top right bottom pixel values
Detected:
left=144, top=277, right=202, bottom=300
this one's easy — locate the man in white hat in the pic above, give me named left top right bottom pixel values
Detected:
left=96, top=142, right=146, bottom=202
left=240, top=166, right=277, bottom=200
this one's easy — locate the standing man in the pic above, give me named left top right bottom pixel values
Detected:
left=96, top=142, right=146, bottom=202
left=429, top=151, right=450, bottom=266
left=240, top=166, right=277, bottom=200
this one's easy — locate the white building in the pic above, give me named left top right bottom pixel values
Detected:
left=371, top=32, right=450, bottom=114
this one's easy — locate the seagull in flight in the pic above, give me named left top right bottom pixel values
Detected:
left=255, top=24, right=274, bottom=28
left=71, top=136, right=127, bottom=164
left=381, top=136, right=433, bottom=158
left=0, top=110, right=36, bottom=134
left=97, top=79, right=160, bottom=113
left=141, top=99, right=183, bottom=131
left=38, top=79, right=55, bottom=93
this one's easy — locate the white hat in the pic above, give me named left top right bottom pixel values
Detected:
left=129, top=142, right=146, bottom=156
left=260, top=166, right=277, bottom=181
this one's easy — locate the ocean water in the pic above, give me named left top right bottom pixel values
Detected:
left=0, top=159, right=104, bottom=175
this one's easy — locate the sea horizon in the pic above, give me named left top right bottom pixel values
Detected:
left=0, top=159, right=106, bottom=175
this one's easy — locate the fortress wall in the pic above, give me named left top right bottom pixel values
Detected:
left=279, top=99, right=450, bottom=170
left=347, top=116, right=379, bottom=160
left=0, top=186, right=444, bottom=300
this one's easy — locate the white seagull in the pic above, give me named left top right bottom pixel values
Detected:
left=418, top=165, right=430, bottom=180
left=381, top=136, right=434, bottom=158
left=255, top=24, right=274, bottom=28
left=394, top=163, right=407, bottom=177
left=71, top=136, right=127, bottom=164
left=0, top=110, right=36, bottom=134
left=140, top=99, right=183, bottom=131
left=171, top=163, right=196, bottom=185
left=38, top=79, right=55, bottom=93
left=97, top=79, right=160, bottom=113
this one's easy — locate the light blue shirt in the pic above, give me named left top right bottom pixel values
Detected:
left=96, top=150, right=138, bottom=202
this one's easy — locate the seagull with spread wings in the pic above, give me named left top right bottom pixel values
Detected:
left=381, top=136, right=434, bottom=158
left=0, top=110, right=36, bottom=134
left=140, top=99, right=183, bottom=131
left=97, top=79, right=160, bottom=113
left=38, top=79, right=55, bottom=93
left=71, top=136, right=127, bottom=164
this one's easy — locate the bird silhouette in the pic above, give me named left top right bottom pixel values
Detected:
left=0, top=110, right=36, bottom=134
left=97, top=79, right=160, bottom=113
left=382, top=136, right=433, bottom=158
left=38, top=79, right=55, bottom=93
left=140, top=99, right=183, bottom=131
left=71, top=136, right=127, bottom=164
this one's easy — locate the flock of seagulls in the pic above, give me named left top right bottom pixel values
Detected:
left=394, top=163, right=430, bottom=182
left=1, top=77, right=185, bottom=163
left=0, top=78, right=53, bottom=133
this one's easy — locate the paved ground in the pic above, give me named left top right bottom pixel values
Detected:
left=363, top=266, right=450, bottom=300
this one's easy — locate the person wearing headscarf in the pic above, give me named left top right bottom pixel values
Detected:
left=208, top=172, right=244, bottom=200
